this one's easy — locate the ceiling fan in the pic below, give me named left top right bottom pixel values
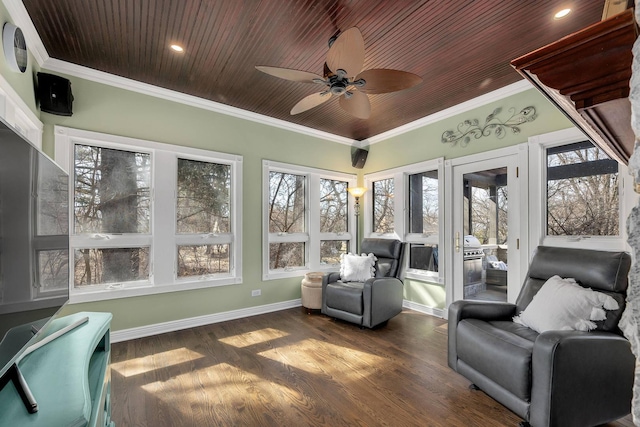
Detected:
left=255, top=27, right=423, bottom=119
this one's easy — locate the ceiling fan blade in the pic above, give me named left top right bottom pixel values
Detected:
left=255, top=66, right=323, bottom=83
left=356, top=69, right=423, bottom=94
left=339, top=90, right=370, bottom=119
left=326, top=27, right=365, bottom=77
left=290, top=92, right=332, bottom=115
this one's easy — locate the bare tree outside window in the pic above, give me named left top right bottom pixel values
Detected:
left=73, top=144, right=151, bottom=286
left=320, top=179, right=348, bottom=263
left=178, top=244, right=230, bottom=277
left=269, top=172, right=305, bottom=269
left=409, top=172, right=438, bottom=235
left=320, top=179, right=348, bottom=233
left=176, top=159, right=232, bottom=277
left=373, top=178, right=394, bottom=233
left=468, top=186, right=508, bottom=245
left=177, top=159, right=230, bottom=234
left=546, top=142, right=618, bottom=236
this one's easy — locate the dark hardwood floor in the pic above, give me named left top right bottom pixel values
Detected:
left=111, top=308, right=635, bottom=427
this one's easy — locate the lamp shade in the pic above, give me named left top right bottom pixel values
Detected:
left=347, top=187, right=368, bottom=198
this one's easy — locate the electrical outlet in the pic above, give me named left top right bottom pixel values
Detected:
left=251, top=289, right=261, bottom=297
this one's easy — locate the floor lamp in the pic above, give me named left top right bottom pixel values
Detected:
left=347, top=187, right=368, bottom=254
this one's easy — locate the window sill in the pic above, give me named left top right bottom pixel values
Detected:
left=263, top=266, right=338, bottom=281
left=69, top=276, right=242, bottom=304
left=404, top=270, right=443, bottom=285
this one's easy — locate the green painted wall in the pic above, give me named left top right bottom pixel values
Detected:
left=36, top=73, right=355, bottom=331
left=363, top=89, right=572, bottom=174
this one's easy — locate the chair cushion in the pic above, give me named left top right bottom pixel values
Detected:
left=325, top=281, right=364, bottom=315
left=457, top=319, right=537, bottom=401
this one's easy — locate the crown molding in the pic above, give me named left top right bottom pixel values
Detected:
left=3, top=0, right=533, bottom=147
left=42, top=57, right=356, bottom=145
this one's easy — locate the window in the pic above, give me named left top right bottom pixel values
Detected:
left=320, top=179, right=349, bottom=265
left=268, top=171, right=306, bottom=270
left=373, top=178, right=395, bottom=234
left=529, top=128, right=634, bottom=251
left=365, top=158, right=444, bottom=282
left=263, top=161, right=355, bottom=280
left=176, top=159, right=232, bottom=278
left=407, top=170, right=440, bottom=276
left=546, top=142, right=618, bottom=236
left=73, top=144, right=151, bottom=287
left=34, top=154, right=69, bottom=298
left=55, top=126, right=242, bottom=302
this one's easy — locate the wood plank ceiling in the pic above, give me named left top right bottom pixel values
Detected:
left=23, top=0, right=606, bottom=141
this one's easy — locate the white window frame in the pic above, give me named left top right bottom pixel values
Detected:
left=55, top=126, right=243, bottom=303
left=262, top=160, right=356, bottom=280
left=364, top=158, right=445, bottom=283
left=529, top=127, right=636, bottom=252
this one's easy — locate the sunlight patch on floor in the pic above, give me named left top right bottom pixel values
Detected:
left=218, top=327, right=290, bottom=348
left=258, top=338, right=385, bottom=378
left=140, top=361, right=301, bottom=416
left=111, top=347, right=204, bottom=377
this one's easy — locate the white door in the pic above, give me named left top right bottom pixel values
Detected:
left=446, top=147, right=528, bottom=306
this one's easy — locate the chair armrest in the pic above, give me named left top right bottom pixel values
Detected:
left=447, top=301, right=517, bottom=370
left=530, top=331, right=634, bottom=427
left=362, top=277, right=404, bottom=328
left=321, top=272, right=342, bottom=312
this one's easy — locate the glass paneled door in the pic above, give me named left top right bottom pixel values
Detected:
left=449, top=152, right=525, bottom=304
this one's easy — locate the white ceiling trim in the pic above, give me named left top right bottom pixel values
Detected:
left=367, top=79, right=533, bottom=144
left=3, top=0, right=534, bottom=147
left=43, top=57, right=355, bottom=145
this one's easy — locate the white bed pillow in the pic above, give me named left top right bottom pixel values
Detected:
left=340, top=253, right=377, bottom=282
left=513, top=275, right=619, bottom=333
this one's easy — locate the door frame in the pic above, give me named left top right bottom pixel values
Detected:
left=444, top=144, right=529, bottom=315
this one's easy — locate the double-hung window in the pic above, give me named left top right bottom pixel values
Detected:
left=263, top=161, right=355, bottom=280
left=529, top=128, right=635, bottom=251
left=55, top=126, right=242, bottom=302
left=365, top=158, right=445, bottom=282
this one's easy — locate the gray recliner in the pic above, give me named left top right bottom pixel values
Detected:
left=322, top=238, right=404, bottom=328
left=448, top=246, right=634, bottom=427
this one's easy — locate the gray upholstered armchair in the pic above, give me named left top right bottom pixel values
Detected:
left=448, top=246, right=635, bottom=427
left=322, top=238, right=404, bottom=328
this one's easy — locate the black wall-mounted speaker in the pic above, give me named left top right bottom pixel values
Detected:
left=37, top=72, right=73, bottom=116
left=351, top=148, right=368, bottom=169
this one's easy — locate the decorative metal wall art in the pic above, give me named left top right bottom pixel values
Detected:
left=441, top=106, right=537, bottom=147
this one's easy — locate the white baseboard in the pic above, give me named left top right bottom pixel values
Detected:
left=111, top=299, right=302, bottom=343
left=403, top=300, right=445, bottom=318
left=111, top=298, right=443, bottom=343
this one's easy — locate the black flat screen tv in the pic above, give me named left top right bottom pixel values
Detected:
left=0, top=118, right=69, bottom=410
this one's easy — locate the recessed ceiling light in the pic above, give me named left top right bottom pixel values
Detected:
left=554, top=8, right=571, bottom=19
left=170, top=44, right=184, bottom=53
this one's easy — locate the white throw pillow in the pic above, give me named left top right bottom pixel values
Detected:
left=513, top=275, right=619, bottom=333
left=340, top=253, right=377, bottom=282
